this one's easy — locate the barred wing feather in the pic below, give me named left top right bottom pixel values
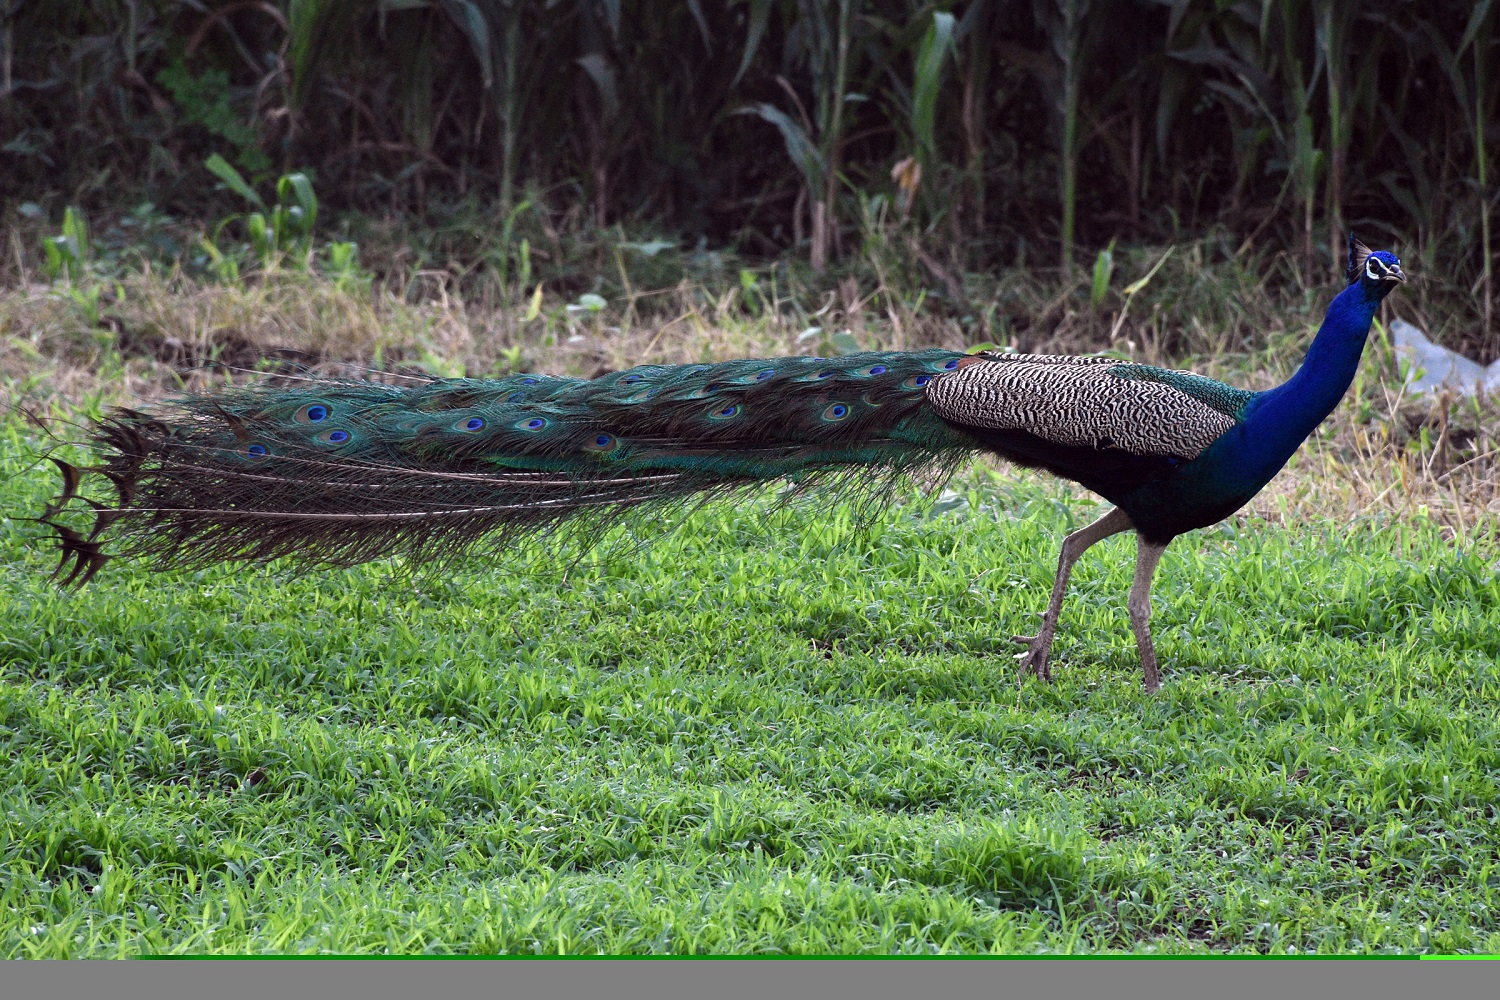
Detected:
left=924, top=355, right=1248, bottom=460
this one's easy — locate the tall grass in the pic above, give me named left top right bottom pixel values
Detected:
left=3, top=2, right=1497, bottom=356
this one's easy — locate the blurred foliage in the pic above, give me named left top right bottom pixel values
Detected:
left=2, top=1, right=1498, bottom=355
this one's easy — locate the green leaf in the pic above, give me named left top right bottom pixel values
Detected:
left=732, top=0, right=773, bottom=88
left=206, top=154, right=266, bottom=210
left=1460, top=0, right=1495, bottom=55
left=61, top=207, right=89, bottom=263
left=42, top=238, right=65, bottom=281
left=287, top=0, right=329, bottom=109
left=575, top=54, right=619, bottom=117
left=278, top=172, right=319, bottom=230
left=246, top=213, right=270, bottom=257
left=830, top=330, right=862, bottom=356
left=568, top=293, right=607, bottom=314
left=1090, top=238, right=1115, bottom=308
left=912, top=11, right=957, bottom=169
left=439, top=0, right=494, bottom=90
left=735, top=103, right=826, bottom=196
left=1122, top=246, right=1176, bottom=296
left=685, top=0, right=712, bottom=51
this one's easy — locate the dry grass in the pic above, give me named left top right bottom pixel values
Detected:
left=2, top=257, right=1496, bottom=539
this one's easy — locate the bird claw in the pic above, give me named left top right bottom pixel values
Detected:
left=1012, top=634, right=1052, bottom=683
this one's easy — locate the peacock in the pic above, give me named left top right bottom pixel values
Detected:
left=43, top=236, right=1405, bottom=693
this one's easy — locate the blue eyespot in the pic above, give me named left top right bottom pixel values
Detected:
left=503, top=391, right=525, bottom=403
left=816, top=370, right=835, bottom=380
left=903, top=374, right=932, bottom=389
left=246, top=443, right=268, bottom=458
left=710, top=404, right=740, bottom=419
left=295, top=403, right=331, bottom=423
left=585, top=432, right=618, bottom=452
left=622, top=374, right=643, bottom=383
left=868, top=365, right=888, bottom=375
left=457, top=417, right=484, bottom=431
left=943, top=359, right=959, bottom=370
left=756, top=369, right=776, bottom=380
left=523, top=418, right=546, bottom=430
left=824, top=403, right=849, bottom=420
left=327, top=430, right=349, bottom=444
left=520, top=377, right=538, bottom=385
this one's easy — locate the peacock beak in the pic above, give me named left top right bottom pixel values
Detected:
left=1387, top=263, right=1406, bottom=283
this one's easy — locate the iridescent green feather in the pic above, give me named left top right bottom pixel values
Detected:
left=1107, top=364, right=1254, bottom=420
left=57, top=350, right=974, bottom=570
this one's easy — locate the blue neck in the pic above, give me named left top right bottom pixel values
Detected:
left=1239, top=280, right=1383, bottom=474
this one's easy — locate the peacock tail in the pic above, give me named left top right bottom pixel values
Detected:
left=46, top=350, right=980, bottom=581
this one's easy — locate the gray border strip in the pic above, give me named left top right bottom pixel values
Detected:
left=4, top=958, right=1497, bottom=1000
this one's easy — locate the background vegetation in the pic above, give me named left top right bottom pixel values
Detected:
left=5, top=0, right=1499, bottom=360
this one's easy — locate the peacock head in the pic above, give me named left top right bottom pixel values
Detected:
left=1346, top=234, right=1405, bottom=295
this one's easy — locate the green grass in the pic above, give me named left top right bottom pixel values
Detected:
left=2, top=418, right=1499, bottom=956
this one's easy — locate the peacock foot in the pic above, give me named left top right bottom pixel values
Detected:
left=1012, top=630, right=1055, bottom=683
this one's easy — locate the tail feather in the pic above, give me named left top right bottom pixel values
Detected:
left=46, top=349, right=980, bottom=575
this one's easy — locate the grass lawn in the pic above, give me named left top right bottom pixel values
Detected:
left=2, top=415, right=1499, bottom=956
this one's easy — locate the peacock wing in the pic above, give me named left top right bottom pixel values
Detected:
left=924, top=354, right=1252, bottom=460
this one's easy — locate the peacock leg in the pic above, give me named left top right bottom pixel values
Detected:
left=1013, top=506, right=1133, bottom=684
left=1127, top=536, right=1170, bottom=694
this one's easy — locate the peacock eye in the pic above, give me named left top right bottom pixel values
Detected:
left=756, top=368, right=776, bottom=380
left=711, top=404, right=740, bottom=419
left=824, top=403, right=849, bottom=420
left=943, top=359, right=959, bottom=370
left=523, top=417, right=546, bottom=430
left=903, top=375, right=932, bottom=389
left=622, top=374, right=643, bottom=383
left=327, top=430, right=349, bottom=444
left=464, top=417, right=485, bottom=431
left=246, top=443, right=268, bottom=458
left=295, top=403, right=331, bottom=423
left=867, top=365, right=888, bottom=375
left=596, top=434, right=612, bottom=446
left=816, top=370, right=835, bottom=379
left=520, top=377, right=538, bottom=385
